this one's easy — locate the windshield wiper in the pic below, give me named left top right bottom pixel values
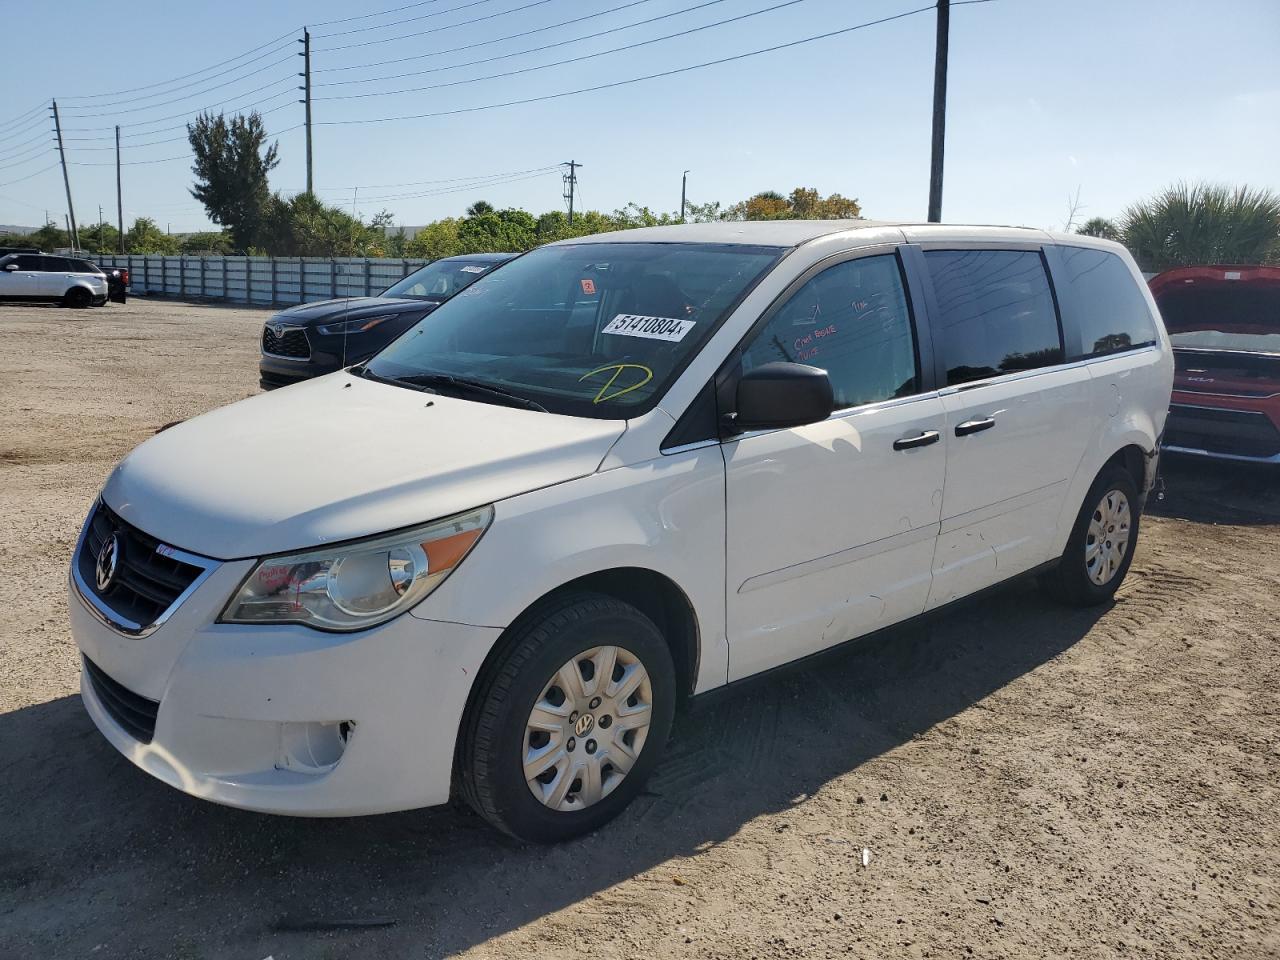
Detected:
left=367, top=369, right=547, bottom=412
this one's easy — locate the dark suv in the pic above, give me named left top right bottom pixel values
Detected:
left=259, top=253, right=516, bottom=390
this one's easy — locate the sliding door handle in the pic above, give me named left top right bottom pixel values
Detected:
left=893, top=429, right=941, bottom=451
left=955, top=417, right=996, bottom=437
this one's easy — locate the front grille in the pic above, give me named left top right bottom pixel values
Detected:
left=1165, top=404, right=1280, bottom=459
left=77, top=502, right=204, bottom=630
left=84, top=656, right=158, bottom=743
left=262, top=324, right=311, bottom=359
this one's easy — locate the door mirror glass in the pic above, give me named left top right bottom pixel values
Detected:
left=731, top=361, right=834, bottom=433
left=3, top=263, right=17, bottom=271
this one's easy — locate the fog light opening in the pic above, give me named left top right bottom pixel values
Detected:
left=275, top=720, right=353, bottom=774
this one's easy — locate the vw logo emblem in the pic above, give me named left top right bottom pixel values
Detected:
left=95, top=534, right=121, bottom=593
left=574, top=713, right=595, bottom=737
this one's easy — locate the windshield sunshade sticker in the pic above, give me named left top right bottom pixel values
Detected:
left=579, top=363, right=654, bottom=404
left=602, top=314, right=695, bottom=342
left=459, top=265, right=487, bottom=273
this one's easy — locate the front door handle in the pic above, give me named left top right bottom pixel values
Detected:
left=893, top=429, right=941, bottom=451
left=955, top=417, right=996, bottom=437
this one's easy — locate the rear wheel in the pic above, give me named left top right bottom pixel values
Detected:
left=1040, top=465, right=1140, bottom=606
left=63, top=287, right=91, bottom=309
left=458, top=593, right=676, bottom=843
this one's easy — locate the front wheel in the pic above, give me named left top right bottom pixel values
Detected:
left=458, top=593, right=676, bottom=843
left=63, top=287, right=91, bottom=309
left=1040, top=465, right=1141, bottom=606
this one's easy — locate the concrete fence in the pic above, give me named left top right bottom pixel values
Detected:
left=96, top=255, right=432, bottom=307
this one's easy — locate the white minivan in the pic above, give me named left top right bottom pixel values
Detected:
left=69, top=221, right=1172, bottom=841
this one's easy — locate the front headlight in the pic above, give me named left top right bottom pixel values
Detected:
left=317, top=314, right=397, bottom=336
left=219, top=506, right=493, bottom=631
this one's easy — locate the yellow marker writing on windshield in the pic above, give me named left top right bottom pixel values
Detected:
left=579, top=363, right=654, bottom=404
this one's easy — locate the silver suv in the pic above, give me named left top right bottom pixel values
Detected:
left=0, top=253, right=109, bottom=308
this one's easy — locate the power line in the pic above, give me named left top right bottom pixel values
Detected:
left=56, top=28, right=302, bottom=102
left=315, top=0, right=658, bottom=71
left=315, top=5, right=944, bottom=127
left=316, top=0, right=727, bottom=87
left=313, top=0, right=814, bottom=101
left=63, top=96, right=297, bottom=143
left=0, top=162, right=60, bottom=189
left=315, top=164, right=561, bottom=191
left=311, top=0, right=465, bottom=28
left=317, top=0, right=556, bottom=53
left=0, top=139, right=53, bottom=167
left=70, top=123, right=305, bottom=167
left=0, top=127, right=53, bottom=152
left=61, top=66, right=298, bottom=119
left=313, top=0, right=503, bottom=39
left=326, top=167, right=563, bottom=203
left=0, top=101, right=48, bottom=132
left=58, top=44, right=297, bottom=113
left=0, top=113, right=50, bottom=144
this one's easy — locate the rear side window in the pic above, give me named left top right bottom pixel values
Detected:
left=740, top=253, right=919, bottom=410
left=41, top=257, right=72, bottom=272
left=72, top=259, right=101, bottom=274
left=925, top=250, right=1062, bottom=386
left=1056, top=246, right=1158, bottom=358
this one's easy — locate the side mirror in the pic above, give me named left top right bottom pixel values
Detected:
left=727, top=361, right=834, bottom=434
left=3, top=263, right=18, bottom=271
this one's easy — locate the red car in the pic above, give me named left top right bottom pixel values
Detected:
left=1152, top=264, right=1280, bottom=464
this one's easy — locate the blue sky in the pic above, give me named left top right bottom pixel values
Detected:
left=2, top=0, right=1277, bottom=233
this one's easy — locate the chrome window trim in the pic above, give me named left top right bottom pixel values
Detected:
left=69, top=500, right=220, bottom=638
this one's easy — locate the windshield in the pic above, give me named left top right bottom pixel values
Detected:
left=366, top=242, right=782, bottom=418
left=382, top=259, right=505, bottom=300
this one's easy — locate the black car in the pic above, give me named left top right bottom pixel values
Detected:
left=259, top=252, right=517, bottom=390
left=93, top=262, right=128, bottom=303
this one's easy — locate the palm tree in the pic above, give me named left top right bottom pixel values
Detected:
left=1076, top=217, right=1121, bottom=241
left=1120, top=182, right=1280, bottom=272
left=465, top=200, right=495, bottom=217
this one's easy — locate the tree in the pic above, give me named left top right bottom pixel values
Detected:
left=125, top=217, right=179, bottom=254
left=405, top=218, right=463, bottom=259
left=724, top=187, right=862, bottom=221
left=187, top=111, right=280, bottom=253
left=457, top=206, right=537, bottom=253
left=180, top=231, right=233, bottom=255
left=1120, top=182, right=1280, bottom=272
left=465, top=200, right=495, bottom=217
left=258, top=192, right=391, bottom=257
left=1077, top=217, right=1121, bottom=241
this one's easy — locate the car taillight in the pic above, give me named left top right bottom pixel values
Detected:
left=119, top=268, right=129, bottom=285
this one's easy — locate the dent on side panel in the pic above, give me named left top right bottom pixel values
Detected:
left=412, top=446, right=730, bottom=694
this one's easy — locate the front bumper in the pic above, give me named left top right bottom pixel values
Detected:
left=69, top=561, right=501, bottom=816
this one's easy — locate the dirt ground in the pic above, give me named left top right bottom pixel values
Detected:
left=1, top=297, right=1277, bottom=960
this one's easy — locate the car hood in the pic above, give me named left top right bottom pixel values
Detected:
left=272, top=297, right=436, bottom=325
left=101, top=372, right=626, bottom=559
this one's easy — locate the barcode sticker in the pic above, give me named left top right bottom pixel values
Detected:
left=459, top=265, right=487, bottom=274
left=602, top=314, right=695, bottom=342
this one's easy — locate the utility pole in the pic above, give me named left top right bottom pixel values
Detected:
left=51, top=100, right=80, bottom=251
left=927, top=0, right=949, bottom=223
left=681, top=170, right=689, bottom=222
left=299, top=28, right=313, bottom=194
left=562, top=161, right=581, bottom=225
left=115, top=125, right=125, bottom=253
left=98, top=204, right=103, bottom=250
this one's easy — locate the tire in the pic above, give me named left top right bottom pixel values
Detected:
left=63, top=287, right=91, bottom=309
left=458, top=592, right=676, bottom=843
left=1039, top=464, right=1141, bottom=606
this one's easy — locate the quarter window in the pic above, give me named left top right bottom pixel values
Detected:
left=740, top=253, right=919, bottom=410
left=1057, top=246, right=1158, bottom=358
left=925, top=250, right=1062, bottom=386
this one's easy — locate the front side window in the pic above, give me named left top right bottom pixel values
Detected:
left=367, top=242, right=782, bottom=419
left=1057, top=246, right=1158, bottom=358
left=382, top=259, right=504, bottom=301
left=925, top=249, right=1062, bottom=386
left=740, top=253, right=919, bottom=409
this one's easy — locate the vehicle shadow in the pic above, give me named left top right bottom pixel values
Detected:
left=0, top=581, right=1111, bottom=959
left=1148, top=455, right=1280, bottom=525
